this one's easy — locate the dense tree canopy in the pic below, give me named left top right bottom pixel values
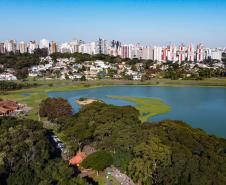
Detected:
left=0, top=53, right=40, bottom=79
left=39, top=98, right=72, bottom=120
left=1, top=99, right=226, bottom=184
left=50, top=52, right=122, bottom=64
left=57, top=101, right=226, bottom=185
left=58, top=102, right=141, bottom=152
left=0, top=117, right=89, bottom=185
left=130, top=121, right=226, bottom=185
left=0, top=81, right=37, bottom=91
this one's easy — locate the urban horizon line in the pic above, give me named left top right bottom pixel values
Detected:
left=1, top=38, right=224, bottom=63
left=1, top=38, right=226, bottom=49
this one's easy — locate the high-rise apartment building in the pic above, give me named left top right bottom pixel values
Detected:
left=162, top=48, right=168, bottom=62
left=96, top=38, right=107, bottom=54
left=4, top=40, right=17, bottom=53
left=39, top=39, right=50, bottom=50
left=70, top=42, right=79, bottom=53
left=187, top=44, right=195, bottom=62
left=60, top=43, right=72, bottom=53
left=49, top=41, right=57, bottom=54
left=109, top=40, right=121, bottom=56
left=211, top=49, right=222, bottom=60
left=19, top=41, right=27, bottom=53
left=132, top=44, right=143, bottom=59
left=142, top=47, right=154, bottom=60
left=167, top=45, right=177, bottom=62
left=28, top=41, right=38, bottom=53
left=121, top=45, right=132, bottom=58
left=0, top=43, right=5, bottom=54
left=178, top=44, right=186, bottom=62
left=196, top=43, right=205, bottom=62
left=79, top=42, right=96, bottom=55
left=154, top=46, right=162, bottom=61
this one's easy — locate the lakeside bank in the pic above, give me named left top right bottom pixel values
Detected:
left=1, top=78, right=226, bottom=120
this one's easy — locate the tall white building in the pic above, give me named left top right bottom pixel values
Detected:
left=131, top=44, right=143, bottom=59
left=70, top=39, right=84, bottom=53
left=142, top=47, right=154, bottom=60
left=4, top=40, right=17, bottom=53
left=211, top=49, right=222, bottom=60
left=79, top=42, right=96, bottom=55
left=153, top=46, right=162, bottom=61
left=19, top=41, right=27, bottom=53
left=39, top=39, right=50, bottom=49
left=60, top=43, right=72, bottom=53
left=28, top=41, right=38, bottom=53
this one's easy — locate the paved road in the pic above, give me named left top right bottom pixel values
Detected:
left=106, top=166, right=135, bottom=185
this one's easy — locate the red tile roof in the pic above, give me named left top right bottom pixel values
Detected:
left=69, top=152, right=86, bottom=166
left=0, top=107, right=10, bottom=114
left=0, top=100, right=19, bottom=113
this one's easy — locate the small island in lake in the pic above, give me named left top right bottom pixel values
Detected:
left=76, top=97, right=103, bottom=106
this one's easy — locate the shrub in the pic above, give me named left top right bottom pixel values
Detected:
left=81, top=151, right=113, bottom=171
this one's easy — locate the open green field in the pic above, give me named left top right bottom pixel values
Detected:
left=90, top=173, right=120, bottom=185
left=109, top=96, right=171, bottom=122
left=0, top=83, right=99, bottom=120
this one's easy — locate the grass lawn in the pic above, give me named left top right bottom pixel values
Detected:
left=90, top=173, right=120, bottom=185
left=0, top=83, right=98, bottom=120
left=109, top=96, right=171, bottom=122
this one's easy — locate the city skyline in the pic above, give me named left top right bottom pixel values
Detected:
left=1, top=37, right=226, bottom=49
left=1, top=38, right=223, bottom=63
left=0, top=0, right=226, bottom=47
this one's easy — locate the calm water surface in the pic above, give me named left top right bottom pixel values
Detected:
left=48, top=86, right=226, bottom=137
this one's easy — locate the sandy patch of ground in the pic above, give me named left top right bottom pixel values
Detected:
left=76, top=98, right=102, bottom=106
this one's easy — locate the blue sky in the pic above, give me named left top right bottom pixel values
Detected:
left=0, top=0, right=226, bottom=47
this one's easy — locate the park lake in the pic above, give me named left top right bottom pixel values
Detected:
left=48, top=86, right=226, bottom=138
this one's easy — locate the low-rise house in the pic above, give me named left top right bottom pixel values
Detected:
left=213, top=62, right=224, bottom=68
left=0, top=107, right=12, bottom=116
left=0, top=73, right=17, bottom=81
left=132, top=73, right=142, bottom=80
left=84, top=70, right=99, bottom=79
left=0, top=100, right=19, bottom=116
left=113, top=74, right=122, bottom=79
left=73, top=73, right=83, bottom=80
left=94, top=60, right=109, bottom=69
left=0, top=100, right=29, bottom=117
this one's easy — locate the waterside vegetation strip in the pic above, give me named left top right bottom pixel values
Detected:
left=1, top=78, right=225, bottom=120
left=109, top=96, right=171, bottom=122
left=0, top=83, right=100, bottom=120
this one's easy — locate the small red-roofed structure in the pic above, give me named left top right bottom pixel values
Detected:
left=69, top=152, right=86, bottom=166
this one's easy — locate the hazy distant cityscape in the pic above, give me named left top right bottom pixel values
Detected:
left=1, top=38, right=225, bottom=62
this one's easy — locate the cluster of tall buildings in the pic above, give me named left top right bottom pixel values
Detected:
left=0, top=38, right=224, bottom=62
